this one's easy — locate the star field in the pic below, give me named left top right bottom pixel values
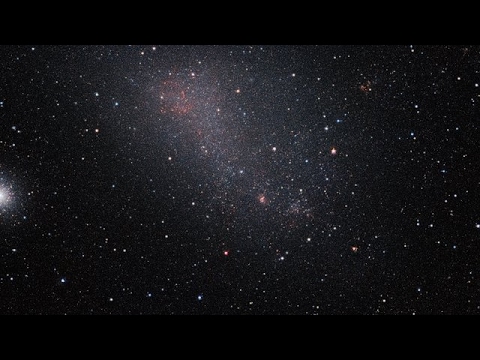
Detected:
left=1, top=45, right=480, bottom=314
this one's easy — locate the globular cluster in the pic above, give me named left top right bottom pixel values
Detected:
left=1, top=45, right=480, bottom=314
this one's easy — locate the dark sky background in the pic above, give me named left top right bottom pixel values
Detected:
left=1, top=44, right=479, bottom=314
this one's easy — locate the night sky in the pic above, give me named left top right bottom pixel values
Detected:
left=1, top=45, right=479, bottom=315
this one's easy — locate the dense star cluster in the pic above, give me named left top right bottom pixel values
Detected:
left=1, top=45, right=480, bottom=314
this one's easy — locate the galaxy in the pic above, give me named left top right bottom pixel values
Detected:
left=1, top=45, right=480, bottom=314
